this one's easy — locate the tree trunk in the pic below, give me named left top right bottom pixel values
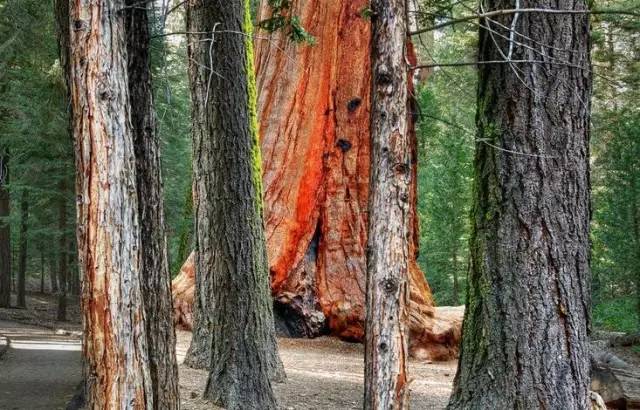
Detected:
left=447, top=1, right=592, bottom=409
left=451, top=244, right=460, bottom=306
left=0, top=150, right=10, bottom=308
left=40, top=250, right=45, bottom=294
left=172, top=0, right=462, bottom=362
left=124, top=1, right=180, bottom=407
left=66, top=0, right=153, bottom=407
left=184, top=0, right=285, bottom=407
left=364, top=0, right=410, bottom=408
left=56, top=182, right=68, bottom=322
left=49, top=255, right=58, bottom=293
left=17, top=189, right=28, bottom=308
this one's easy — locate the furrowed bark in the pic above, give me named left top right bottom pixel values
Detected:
left=447, top=0, right=592, bottom=408
left=171, top=0, right=460, bottom=363
left=364, top=0, right=410, bottom=408
left=67, top=0, right=153, bottom=407
left=185, top=0, right=285, bottom=408
left=124, top=1, right=180, bottom=407
left=0, top=150, right=9, bottom=308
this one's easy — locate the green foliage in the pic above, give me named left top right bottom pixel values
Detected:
left=149, top=6, right=193, bottom=274
left=0, top=0, right=76, bottom=284
left=593, top=298, right=639, bottom=333
left=415, top=15, right=476, bottom=306
left=590, top=0, right=640, bottom=332
left=257, top=0, right=315, bottom=44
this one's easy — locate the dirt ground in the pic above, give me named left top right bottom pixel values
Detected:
left=2, top=292, right=639, bottom=409
left=176, top=330, right=457, bottom=410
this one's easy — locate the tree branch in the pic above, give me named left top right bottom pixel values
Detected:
left=409, top=8, right=640, bottom=36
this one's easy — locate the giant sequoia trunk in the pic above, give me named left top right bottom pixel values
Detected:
left=447, top=1, right=592, bottom=409
left=184, top=0, right=285, bottom=407
left=67, top=0, right=153, bottom=407
left=364, top=0, right=410, bottom=407
left=172, top=0, right=461, bottom=361
left=124, top=2, right=180, bottom=407
left=0, top=150, right=9, bottom=308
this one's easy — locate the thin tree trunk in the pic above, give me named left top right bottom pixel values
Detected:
left=56, top=182, right=68, bottom=322
left=17, top=190, right=28, bottom=308
left=451, top=245, right=460, bottom=305
left=49, top=253, right=58, bottom=293
left=40, top=250, right=45, bottom=294
left=124, top=1, right=180, bottom=407
left=0, top=150, right=10, bottom=308
left=364, top=0, right=410, bottom=408
left=66, top=0, right=153, bottom=407
left=447, top=0, right=592, bottom=408
left=185, top=0, right=285, bottom=407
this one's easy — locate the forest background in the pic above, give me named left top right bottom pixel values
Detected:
left=0, top=0, right=637, bottom=333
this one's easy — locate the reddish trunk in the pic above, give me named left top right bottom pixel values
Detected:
left=172, top=0, right=461, bottom=361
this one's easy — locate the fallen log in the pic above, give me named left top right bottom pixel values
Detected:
left=590, top=348, right=640, bottom=409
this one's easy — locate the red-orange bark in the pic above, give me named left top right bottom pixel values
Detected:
left=172, top=0, right=461, bottom=361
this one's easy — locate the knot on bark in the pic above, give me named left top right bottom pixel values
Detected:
left=347, top=97, right=362, bottom=112
left=376, top=66, right=393, bottom=86
left=336, top=139, right=352, bottom=152
left=73, top=20, right=87, bottom=31
left=382, top=278, right=399, bottom=294
left=393, top=162, right=409, bottom=175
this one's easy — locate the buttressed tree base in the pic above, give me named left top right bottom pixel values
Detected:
left=172, top=0, right=462, bottom=361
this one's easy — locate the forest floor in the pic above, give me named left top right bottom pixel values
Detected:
left=0, top=319, right=82, bottom=410
left=1, top=292, right=638, bottom=409
left=176, top=331, right=457, bottom=410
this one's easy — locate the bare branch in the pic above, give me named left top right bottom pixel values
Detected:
left=412, top=59, right=589, bottom=69
left=409, top=8, right=640, bottom=36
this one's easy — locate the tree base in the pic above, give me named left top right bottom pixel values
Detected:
left=172, top=254, right=462, bottom=361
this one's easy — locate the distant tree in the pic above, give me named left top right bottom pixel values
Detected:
left=55, top=181, right=68, bottom=322
left=184, top=0, right=285, bottom=407
left=590, top=0, right=640, bottom=332
left=364, top=0, right=411, bottom=408
left=124, top=0, right=180, bottom=406
left=65, top=0, right=153, bottom=406
left=0, top=150, right=10, bottom=308
left=16, top=189, right=28, bottom=308
left=448, top=0, right=593, bottom=408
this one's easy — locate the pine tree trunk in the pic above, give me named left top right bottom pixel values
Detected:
left=17, top=190, right=28, bottom=308
left=56, top=182, right=68, bottom=322
left=124, top=2, right=180, bottom=407
left=184, top=0, right=285, bottom=407
left=0, top=151, right=10, bottom=308
left=451, top=245, right=460, bottom=306
left=447, top=1, right=592, bottom=408
left=364, top=0, right=410, bottom=408
left=49, top=255, right=58, bottom=293
left=40, top=250, right=45, bottom=294
left=67, top=0, right=153, bottom=407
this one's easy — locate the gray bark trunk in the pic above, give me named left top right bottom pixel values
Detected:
left=364, top=0, right=410, bottom=408
left=0, top=151, right=10, bottom=308
left=184, top=0, right=285, bottom=408
left=124, top=1, right=180, bottom=407
left=447, top=1, right=592, bottom=408
left=66, top=0, right=154, bottom=407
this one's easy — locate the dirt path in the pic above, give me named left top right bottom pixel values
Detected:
left=0, top=320, right=82, bottom=410
left=176, top=330, right=457, bottom=410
